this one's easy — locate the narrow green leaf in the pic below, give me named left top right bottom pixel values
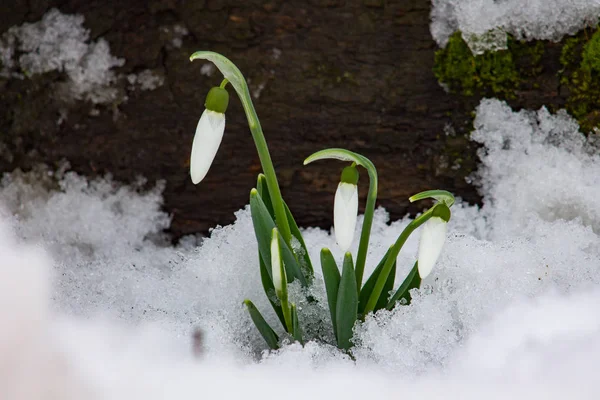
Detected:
left=291, top=303, right=303, bottom=344
left=250, top=189, right=275, bottom=278
left=256, top=174, right=275, bottom=221
left=358, top=248, right=391, bottom=315
left=259, top=256, right=286, bottom=329
left=386, top=261, right=421, bottom=310
left=377, top=260, right=396, bottom=311
left=320, top=248, right=341, bottom=337
left=250, top=189, right=307, bottom=286
left=336, top=252, right=358, bottom=350
left=283, top=200, right=314, bottom=278
left=244, top=300, right=279, bottom=350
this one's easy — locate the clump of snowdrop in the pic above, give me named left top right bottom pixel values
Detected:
left=188, top=51, right=455, bottom=352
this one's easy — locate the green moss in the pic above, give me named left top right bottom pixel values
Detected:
left=434, top=31, right=528, bottom=98
left=560, top=36, right=583, bottom=69
left=512, top=40, right=545, bottom=78
left=582, top=30, right=600, bottom=73
left=560, top=26, right=600, bottom=133
left=436, top=27, right=600, bottom=133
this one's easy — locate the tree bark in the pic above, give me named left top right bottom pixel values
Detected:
left=2, top=0, right=539, bottom=237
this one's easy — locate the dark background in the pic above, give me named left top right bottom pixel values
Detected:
left=0, top=0, right=486, bottom=237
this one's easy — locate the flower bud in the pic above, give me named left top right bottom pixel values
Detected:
left=417, top=204, right=451, bottom=279
left=190, top=86, right=229, bottom=184
left=334, top=164, right=359, bottom=251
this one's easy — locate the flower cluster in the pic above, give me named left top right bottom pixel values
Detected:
left=188, top=51, right=454, bottom=351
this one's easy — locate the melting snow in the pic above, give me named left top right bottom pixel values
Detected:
left=431, top=0, right=600, bottom=53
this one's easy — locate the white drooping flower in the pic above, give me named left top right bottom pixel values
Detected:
left=190, top=85, right=229, bottom=184
left=417, top=215, right=448, bottom=279
left=334, top=164, right=359, bottom=251
left=190, top=110, right=226, bottom=184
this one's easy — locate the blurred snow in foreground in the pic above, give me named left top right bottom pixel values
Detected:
left=1, top=98, right=600, bottom=399
left=431, top=0, right=600, bottom=53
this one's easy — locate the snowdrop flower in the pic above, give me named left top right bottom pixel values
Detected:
left=334, top=164, right=359, bottom=251
left=190, top=85, right=229, bottom=184
left=417, top=203, right=451, bottom=279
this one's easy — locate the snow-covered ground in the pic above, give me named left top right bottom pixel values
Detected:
left=1, top=98, right=600, bottom=399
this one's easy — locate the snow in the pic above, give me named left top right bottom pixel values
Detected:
left=200, top=63, right=216, bottom=77
left=431, top=0, right=600, bottom=53
left=0, top=8, right=124, bottom=103
left=1, top=98, right=600, bottom=398
left=127, top=69, right=164, bottom=91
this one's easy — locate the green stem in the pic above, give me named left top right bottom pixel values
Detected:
left=304, top=149, right=378, bottom=290
left=190, top=51, right=292, bottom=245
left=241, top=93, right=292, bottom=245
left=362, top=209, right=434, bottom=315
left=355, top=159, right=377, bottom=290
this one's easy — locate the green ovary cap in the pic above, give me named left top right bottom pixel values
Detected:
left=340, top=164, right=359, bottom=185
left=432, top=203, right=451, bottom=222
left=205, top=86, right=229, bottom=113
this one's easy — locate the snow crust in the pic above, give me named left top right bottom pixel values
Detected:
left=0, top=9, right=124, bottom=103
left=431, top=0, right=600, bottom=53
left=1, top=99, right=600, bottom=398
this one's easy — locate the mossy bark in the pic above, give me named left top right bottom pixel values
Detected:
left=434, top=27, right=600, bottom=134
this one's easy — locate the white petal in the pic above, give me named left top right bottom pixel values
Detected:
left=417, top=216, right=448, bottom=279
left=190, top=109, right=226, bottom=184
left=271, top=232, right=282, bottom=293
left=334, top=182, right=358, bottom=251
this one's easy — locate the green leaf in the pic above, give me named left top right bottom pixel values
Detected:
left=386, top=261, right=421, bottom=310
left=250, top=189, right=307, bottom=286
left=259, top=256, right=286, bottom=329
left=336, top=252, right=358, bottom=350
left=378, top=261, right=396, bottom=310
left=409, top=190, right=455, bottom=207
left=291, top=303, right=303, bottom=344
left=283, top=200, right=314, bottom=279
left=358, top=248, right=390, bottom=315
left=358, top=251, right=397, bottom=316
left=244, top=300, right=279, bottom=350
left=320, top=248, right=341, bottom=337
left=256, top=174, right=275, bottom=221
